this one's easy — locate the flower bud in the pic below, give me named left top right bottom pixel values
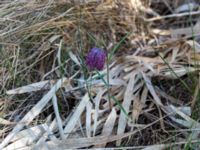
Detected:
left=86, top=47, right=106, bottom=71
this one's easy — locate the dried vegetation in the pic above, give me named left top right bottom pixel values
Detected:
left=1, top=0, right=200, bottom=149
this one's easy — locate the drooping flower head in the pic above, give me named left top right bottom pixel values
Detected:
left=86, top=47, right=106, bottom=71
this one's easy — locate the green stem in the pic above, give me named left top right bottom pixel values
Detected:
left=106, top=51, right=112, bottom=110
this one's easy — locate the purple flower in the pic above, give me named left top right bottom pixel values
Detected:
left=86, top=47, right=106, bottom=71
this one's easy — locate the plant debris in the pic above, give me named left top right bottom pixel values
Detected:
left=1, top=0, right=200, bottom=149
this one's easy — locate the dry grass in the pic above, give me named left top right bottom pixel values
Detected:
left=1, top=0, right=200, bottom=149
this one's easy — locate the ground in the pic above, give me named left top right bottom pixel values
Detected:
left=0, top=0, right=200, bottom=149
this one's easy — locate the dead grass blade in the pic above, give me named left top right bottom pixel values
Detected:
left=95, top=108, right=117, bottom=148
left=6, top=80, right=55, bottom=95
left=63, top=93, right=89, bottom=137
left=0, top=118, right=16, bottom=125
left=171, top=21, right=200, bottom=39
left=3, top=137, right=32, bottom=150
left=86, top=101, right=92, bottom=137
left=29, top=116, right=168, bottom=149
left=169, top=105, right=200, bottom=139
left=132, top=96, right=145, bottom=123
left=93, top=89, right=106, bottom=136
left=142, top=144, right=166, bottom=150
left=0, top=78, right=67, bottom=149
left=52, top=95, right=64, bottom=139
left=116, top=74, right=136, bottom=145
left=146, top=10, right=200, bottom=22
left=9, top=124, right=47, bottom=143
left=142, top=72, right=163, bottom=106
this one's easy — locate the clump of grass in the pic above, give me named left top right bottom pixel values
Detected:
left=1, top=0, right=200, bottom=149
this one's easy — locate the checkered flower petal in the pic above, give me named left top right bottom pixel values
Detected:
left=86, top=47, right=106, bottom=71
